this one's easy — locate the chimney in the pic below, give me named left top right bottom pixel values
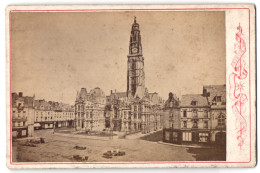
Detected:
left=168, top=92, right=173, bottom=100
left=115, top=89, right=117, bottom=93
left=11, top=93, right=16, bottom=98
left=203, top=89, right=207, bottom=97
left=81, top=88, right=87, bottom=93
left=18, top=92, right=23, bottom=97
left=111, top=90, right=113, bottom=94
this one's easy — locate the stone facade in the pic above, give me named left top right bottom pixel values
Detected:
left=179, top=94, right=211, bottom=144
left=163, top=85, right=226, bottom=145
left=162, top=93, right=181, bottom=143
left=205, top=85, right=226, bottom=145
left=74, top=18, right=164, bottom=134
left=103, top=18, right=164, bottom=134
left=127, top=17, right=145, bottom=98
left=105, top=93, right=164, bottom=134
left=75, top=87, right=106, bottom=131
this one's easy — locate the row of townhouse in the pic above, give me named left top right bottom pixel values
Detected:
left=11, top=92, right=75, bottom=138
left=34, top=100, right=75, bottom=129
left=163, top=85, right=226, bottom=145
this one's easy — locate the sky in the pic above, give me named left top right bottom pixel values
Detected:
left=10, top=11, right=226, bottom=104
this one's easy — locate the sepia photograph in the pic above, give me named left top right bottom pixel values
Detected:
left=10, top=10, right=226, bottom=162
left=6, top=5, right=256, bottom=168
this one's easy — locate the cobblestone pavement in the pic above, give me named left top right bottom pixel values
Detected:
left=12, top=129, right=196, bottom=162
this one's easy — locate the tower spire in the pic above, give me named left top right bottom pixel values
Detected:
left=127, top=18, right=145, bottom=98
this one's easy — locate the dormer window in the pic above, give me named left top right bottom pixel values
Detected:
left=216, top=96, right=222, bottom=102
left=213, top=96, right=222, bottom=103
left=191, top=101, right=197, bottom=106
left=17, top=102, right=23, bottom=109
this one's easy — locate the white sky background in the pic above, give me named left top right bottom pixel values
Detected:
left=11, top=11, right=225, bottom=104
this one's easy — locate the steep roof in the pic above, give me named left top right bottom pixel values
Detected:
left=11, top=93, right=34, bottom=108
left=90, top=87, right=105, bottom=97
left=34, top=99, right=74, bottom=111
left=148, top=92, right=164, bottom=105
left=203, top=85, right=226, bottom=104
left=76, top=88, right=90, bottom=102
left=110, top=92, right=127, bottom=99
left=34, top=100, right=53, bottom=110
left=181, top=94, right=209, bottom=107
left=23, top=97, right=34, bottom=107
left=60, top=103, right=74, bottom=112
left=164, top=92, right=180, bottom=108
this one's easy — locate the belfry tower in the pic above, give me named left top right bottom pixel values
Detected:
left=127, top=17, right=145, bottom=98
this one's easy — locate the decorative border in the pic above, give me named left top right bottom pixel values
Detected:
left=8, top=7, right=251, bottom=166
left=229, top=24, right=248, bottom=149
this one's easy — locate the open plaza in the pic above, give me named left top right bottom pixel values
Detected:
left=12, top=128, right=225, bottom=162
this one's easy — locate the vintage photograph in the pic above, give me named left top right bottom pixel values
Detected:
left=10, top=10, right=227, bottom=163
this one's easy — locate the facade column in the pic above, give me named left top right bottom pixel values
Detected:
left=126, top=122, right=129, bottom=132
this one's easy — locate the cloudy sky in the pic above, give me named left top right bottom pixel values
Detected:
left=11, top=11, right=225, bottom=104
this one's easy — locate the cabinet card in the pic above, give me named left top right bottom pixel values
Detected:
left=6, top=4, right=256, bottom=168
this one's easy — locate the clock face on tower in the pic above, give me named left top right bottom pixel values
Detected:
left=132, top=48, right=138, bottom=54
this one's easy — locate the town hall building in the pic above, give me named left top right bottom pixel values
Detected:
left=74, top=17, right=164, bottom=133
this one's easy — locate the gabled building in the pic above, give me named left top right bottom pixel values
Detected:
left=203, top=85, right=226, bottom=145
left=162, top=92, right=181, bottom=143
left=180, top=94, right=211, bottom=143
left=162, top=84, right=226, bottom=145
left=11, top=92, right=34, bottom=138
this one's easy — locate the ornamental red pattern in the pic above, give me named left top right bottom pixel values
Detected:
left=229, top=24, right=248, bottom=149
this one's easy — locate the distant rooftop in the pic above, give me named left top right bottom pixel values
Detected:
left=181, top=94, right=208, bottom=107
